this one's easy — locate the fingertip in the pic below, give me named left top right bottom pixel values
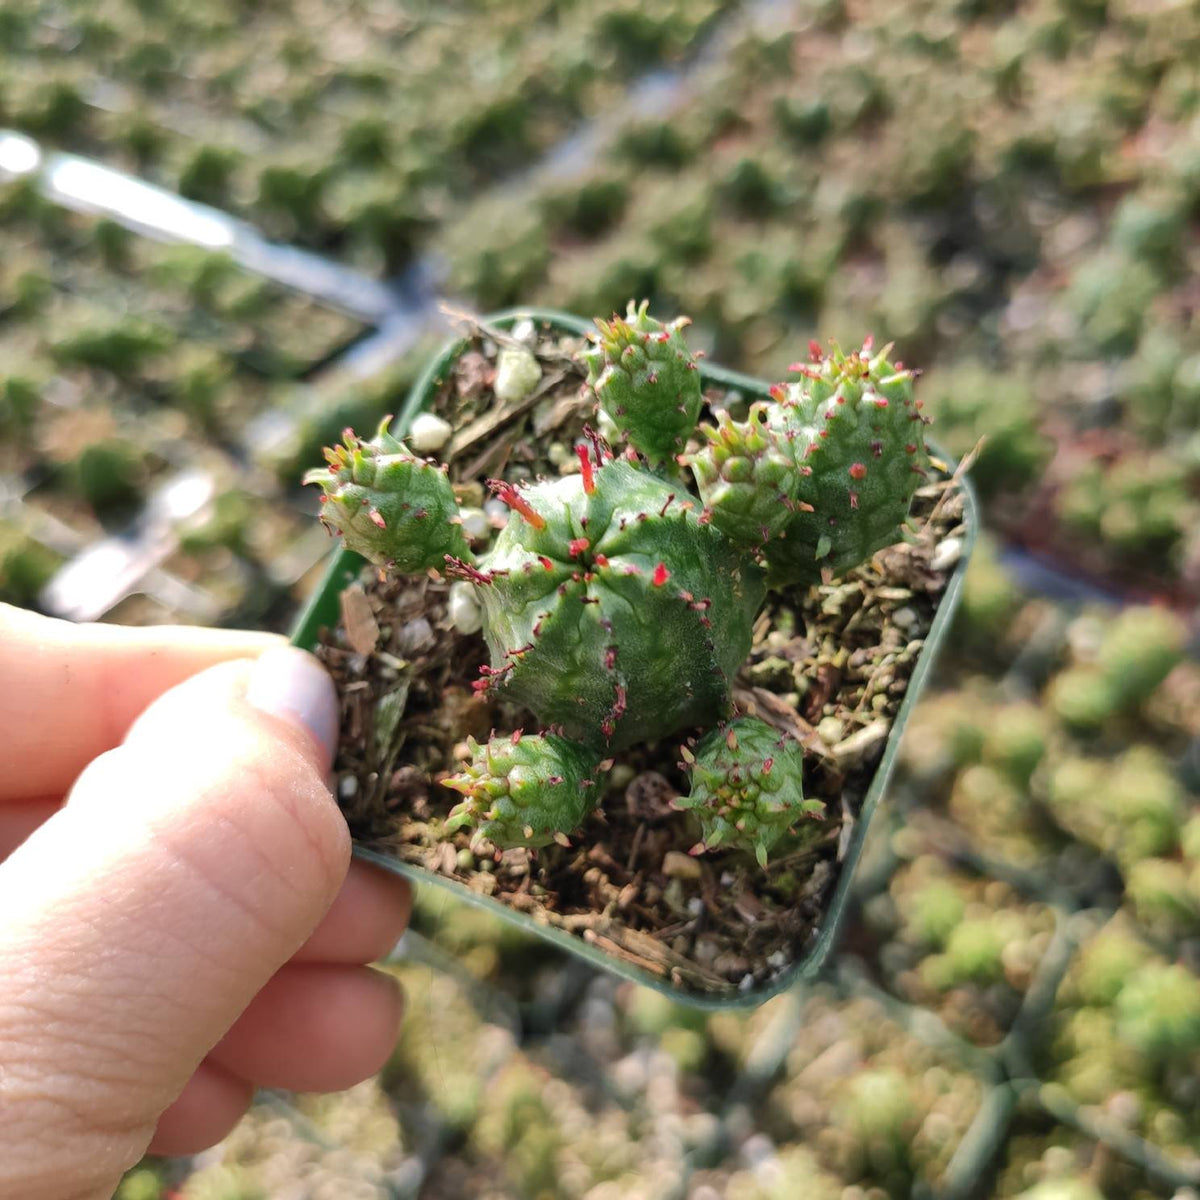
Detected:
left=209, top=964, right=405, bottom=1093
left=294, top=862, right=412, bottom=964
left=244, top=646, right=340, bottom=771
left=146, top=1061, right=254, bottom=1157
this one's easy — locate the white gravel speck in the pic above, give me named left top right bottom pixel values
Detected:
left=408, top=412, right=452, bottom=454
left=448, top=582, right=483, bottom=634
left=931, top=536, right=962, bottom=573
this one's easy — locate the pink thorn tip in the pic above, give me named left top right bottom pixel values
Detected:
left=576, top=444, right=596, bottom=493
left=652, top=562, right=671, bottom=587
left=489, top=480, right=546, bottom=530
left=368, top=509, right=387, bottom=528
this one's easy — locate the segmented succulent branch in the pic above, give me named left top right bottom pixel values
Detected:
left=762, top=339, right=932, bottom=583
left=582, top=299, right=702, bottom=466
left=303, top=417, right=469, bottom=571
left=472, top=452, right=765, bottom=752
left=676, top=717, right=823, bottom=867
left=442, top=731, right=606, bottom=851
left=685, top=400, right=803, bottom=548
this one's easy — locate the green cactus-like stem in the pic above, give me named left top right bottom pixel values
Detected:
left=676, top=716, right=823, bottom=867
left=303, top=417, right=469, bottom=571
left=442, top=731, right=606, bottom=851
left=472, top=455, right=765, bottom=752
left=764, top=339, right=931, bottom=585
left=685, top=400, right=805, bottom=551
left=582, top=299, right=703, bottom=466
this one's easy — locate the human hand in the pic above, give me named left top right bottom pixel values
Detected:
left=0, top=603, right=411, bottom=1200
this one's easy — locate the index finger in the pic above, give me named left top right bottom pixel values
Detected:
left=0, top=603, right=282, bottom=802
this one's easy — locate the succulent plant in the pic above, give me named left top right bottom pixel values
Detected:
left=1115, top=963, right=1200, bottom=1061
left=442, top=732, right=606, bottom=851
left=303, top=417, right=469, bottom=572
left=675, top=717, right=825, bottom=866
left=581, top=300, right=703, bottom=466
left=693, top=338, right=931, bottom=585
left=309, top=306, right=932, bottom=858
left=469, top=455, right=764, bottom=752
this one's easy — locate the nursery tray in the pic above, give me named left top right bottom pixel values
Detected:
left=291, top=308, right=979, bottom=1009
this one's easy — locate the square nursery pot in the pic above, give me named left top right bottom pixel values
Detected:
left=291, top=308, right=979, bottom=1009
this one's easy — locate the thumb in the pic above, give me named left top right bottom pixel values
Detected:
left=0, top=647, right=349, bottom=1200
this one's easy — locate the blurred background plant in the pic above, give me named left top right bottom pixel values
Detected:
left=2, top=0, right=1198, bottom=1194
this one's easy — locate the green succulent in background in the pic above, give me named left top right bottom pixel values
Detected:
left=1109, top=190, right=1188, bottom=274
left=955, top=537, right=1023, bottom=647
left=323, top=172, right=432, bottom=273
left=175, top=143, right=245, bottom=207
left=50, top=316, right=174, bottom=376
left=1120, top=325, right=1200, bottom=441
left=1072, top=920, right=1152, bottom=1009
left=1093, top=606, right=1186, bottom=708
left=1046, top=666, right=1121, bottom=733
left=1067, top=251, right=1162, bottom=357
left=1058, top=453, right=1197, bottom=566
left=383, top=966, right=492, bottom=1132
left=308, top=305, right=932, bottom=859
left=726, top=1147, right=844, bottom=1200
left=1015, top=1181, right=1104, bottom=1200
left=541, top=174, right=631, bottom=240
left=114, top=1167, right=166, bottom=1200
left=832, top=1068, right=922, bottom=1186
left=904, top=876, right=967, bottom=948
left=439, top=194, right=551, bottom=311
left=254, top=158, right=330, bottom=238
left=1044, top=747, right=1183, bottom=870
left=1125, top=856, right=1200, bottom=941
left=0, top=372, right=42, bottom=441
left=1115, top=963, right=1200, bottom=1062
left=471, top=1058, right=563, bottom=1197
left=773, top=94, right=833, bottom=146
left=919, top=362, right=1052, bottom=497
left=921, top=910, right=1026, bottom=990
left=0, top=522, right=62, bottom=607
left=982, top=703, right=1047, bottom=787
left=1047, top=606, right=1186, bottom=732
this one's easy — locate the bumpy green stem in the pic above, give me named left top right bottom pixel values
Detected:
left=582, top=299, right=702, bottom=466
left=303, top=417, right=469, bottom=571
left=676, top=716, right=823, bottom=867
left=472, top=454, right=765, bottom=752
left=685, top=400, right=804, bottom=551
left=763, top=338, right=932, bottom=584
left=443, top=732, right=606, bottom=851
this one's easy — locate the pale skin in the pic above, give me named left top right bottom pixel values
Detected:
left=0, top=603, right=412, bottom=1200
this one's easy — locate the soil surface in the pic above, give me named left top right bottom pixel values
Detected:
left=316, top=316, right=967, bottom=997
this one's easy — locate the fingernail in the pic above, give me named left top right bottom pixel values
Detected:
left=245, top=647, right=339, bottom=768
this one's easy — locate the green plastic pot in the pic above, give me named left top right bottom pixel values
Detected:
left=291, top=308, right=980, bottom=1009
